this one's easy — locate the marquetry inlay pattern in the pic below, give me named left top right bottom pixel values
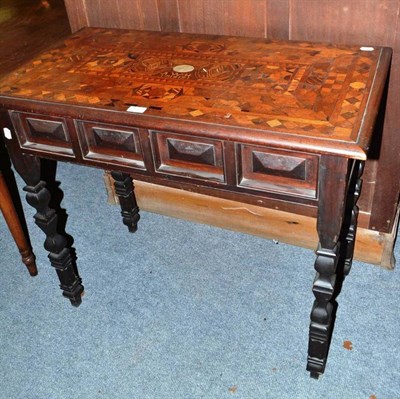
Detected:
left=0, top=28, right=380, bottom=144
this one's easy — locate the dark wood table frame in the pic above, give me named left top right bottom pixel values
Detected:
left=0, top=28, right=391, bottom=378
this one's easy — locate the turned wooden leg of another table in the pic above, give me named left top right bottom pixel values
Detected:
left=0, top=171, right=37, bottom=276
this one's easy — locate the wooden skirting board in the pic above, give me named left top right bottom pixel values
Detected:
left=104, top=173, right=397, bottom=270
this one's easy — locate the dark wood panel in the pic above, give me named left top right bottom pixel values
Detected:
left=151, top=130, right=225, bottom=183
left=10, top=111, right=74, bottom=157
left=237, top=144, right=318, bottom=198
left=177, top=0, right=267, bottom=37
left=76, top=120, right=145, bottom=169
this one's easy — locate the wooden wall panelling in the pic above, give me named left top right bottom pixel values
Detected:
left=266, top=0, right=290, bottom=39
left=112, top=0, right=161, bottom=31
left=369, top=9, right=400, bottom=231
left=65, top=0, right=177, bottom=33
left=82, top=0, right=161, bottom=31
left=64, top=0, right=269, bottom=36
left=63, top=0, right=88, bottom=33
left=156, top=0, right=180, bottom=32
left=289, top=0, right=398, bottom=44
left=176, top=0, right=267, bottom=37
left=83, top=0, right=119, bottom=29
left=289, top=0, right=400, bottom=232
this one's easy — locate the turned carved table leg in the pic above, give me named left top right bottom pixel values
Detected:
left=111, top=171, right=140, bottom=233
left=307, top=156, right=363, bottom=378
left=6, top=147, right=84, bottom=306
left=0, top=171, right=37, bottom=276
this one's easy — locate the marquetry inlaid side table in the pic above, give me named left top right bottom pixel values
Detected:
left=0, top=28, right=391, bottom=378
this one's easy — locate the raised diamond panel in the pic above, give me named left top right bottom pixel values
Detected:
left=252, top=151, right=307, bottom=180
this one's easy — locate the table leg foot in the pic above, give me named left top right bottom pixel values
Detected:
left=309, top=371, right=320, bottom=380
left=20, top=249, right=38, bottom=276
left=111, top=171, right=140, bottom=233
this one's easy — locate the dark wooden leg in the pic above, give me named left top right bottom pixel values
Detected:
left=6, top=149, right=83, bottom=306
left=24, top=178, right=83, bottom=306
left=0, top=171, right=37, bottom=276
left=111, top=171, right=140, bottom=233
left=307, top=156, right=352, bottom=378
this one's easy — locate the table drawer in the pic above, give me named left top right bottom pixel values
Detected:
left=9, top=111, right=74, bottom=156
left=237, top=144, right=318, bottom=198
left=76, top=121, right=145, bottom=169
left=151, top=131, right=225, bottom=183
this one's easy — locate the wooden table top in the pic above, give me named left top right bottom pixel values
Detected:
left=0, top=27, right=391, bottom=159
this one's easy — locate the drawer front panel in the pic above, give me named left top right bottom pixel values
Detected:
left=151, top=131, right=225, bottom=182
left=10, top=111, right=74, bottom=156
left=237, top=144, right=318, bottom=198
left=76, top=121, right=145, bottom=169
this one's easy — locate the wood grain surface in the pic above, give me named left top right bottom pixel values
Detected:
left=0, top=0, right=70, bottom=78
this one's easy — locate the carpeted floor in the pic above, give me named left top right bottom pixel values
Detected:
left=0, top=162, right=399, bottom=399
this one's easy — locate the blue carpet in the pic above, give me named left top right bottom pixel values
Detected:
left=0, top=162, right=399, bottom=399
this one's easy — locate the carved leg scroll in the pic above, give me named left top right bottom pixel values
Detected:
left=111, top=171, right=140, bottom=233
left=343, top=161, right=363, bottom=276
left=307, top=155, right=352, bottom=378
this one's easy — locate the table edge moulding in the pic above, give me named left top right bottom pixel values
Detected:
left=0, top=27, right=392, bottom=379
